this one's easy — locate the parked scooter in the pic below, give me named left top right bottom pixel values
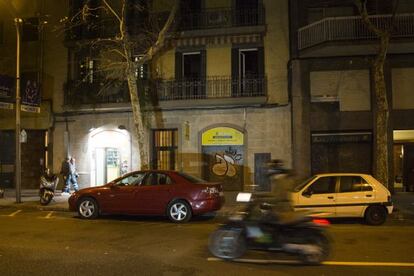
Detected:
left=208, top=160, right=331, bottom=265
left=39, top=169, right=59, bottom=206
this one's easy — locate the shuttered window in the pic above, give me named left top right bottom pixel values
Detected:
left=152, top=129, right=178, bottom=170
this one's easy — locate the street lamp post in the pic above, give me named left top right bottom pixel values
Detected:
left=15, top=17, right=22, bottom=204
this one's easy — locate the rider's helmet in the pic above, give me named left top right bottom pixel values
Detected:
left=266, top=159, right=288, bottom=176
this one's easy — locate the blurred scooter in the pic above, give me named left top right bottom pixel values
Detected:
left=208, top=160, right=331, bottom=265
left=39, top=169, right=59, bottom=205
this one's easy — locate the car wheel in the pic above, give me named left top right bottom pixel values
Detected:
left=78, top=197, right=99, bottom=219
left=167, top=200, right=192, bottom=223
left=364, top=205, right=387, bottom=225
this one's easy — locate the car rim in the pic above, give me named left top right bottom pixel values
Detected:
left=170, top=203, right=187, bottom=221
left=372, top=210, right=383, bottom=222
left=79, top=200, right=95, bottom=217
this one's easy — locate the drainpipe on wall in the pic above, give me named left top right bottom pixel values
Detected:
left=64, top=117, right=70, bottom=157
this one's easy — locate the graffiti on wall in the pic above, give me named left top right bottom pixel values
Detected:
left=202, top=127, right=244, bottom=190
left=211, top=148, right=243, bottom=177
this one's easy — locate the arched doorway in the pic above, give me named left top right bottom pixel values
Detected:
left=89, top=128, right=131, bottom=186
left=201, top=126, right=245, bottom=191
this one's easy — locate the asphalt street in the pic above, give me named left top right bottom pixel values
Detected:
left=0, top=208, right=413, bottom=276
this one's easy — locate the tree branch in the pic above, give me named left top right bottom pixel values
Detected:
left=138, top=0, right=180, bottom=66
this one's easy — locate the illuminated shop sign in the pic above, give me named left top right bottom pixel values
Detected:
left=202, top=127, right=244, bottom=146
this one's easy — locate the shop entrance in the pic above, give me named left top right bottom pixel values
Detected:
left=201, top=126, right=244, bottom=191
left=95, top=148, right=121, bottom=185
left=89, top=128, right=131, bottom=187
left=394, top=130, right=414, bottom=192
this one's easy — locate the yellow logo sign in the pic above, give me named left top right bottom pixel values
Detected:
left=202, top=127, right=244, bottom=146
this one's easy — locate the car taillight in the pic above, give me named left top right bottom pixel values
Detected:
left=201, top=186, right=219, bottom=197
left=312, top=218, right=330, bottom=226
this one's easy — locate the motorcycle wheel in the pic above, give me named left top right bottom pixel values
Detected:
left=208, top=228, right=246, bottom=260
left=298, top=232, right=330, bottom=265
left=40, top=192, right=52, bottom=206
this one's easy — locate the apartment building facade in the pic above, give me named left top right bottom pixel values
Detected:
left=289, top=0, right=414, bottom=192
left=0, top=0, right=67, bottom=189
left=52, top=0, right=291, bottom=191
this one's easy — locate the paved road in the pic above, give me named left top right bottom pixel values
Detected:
left=0, top=208, right=413, bottom=276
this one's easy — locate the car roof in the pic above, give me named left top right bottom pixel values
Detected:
left=314, top=173, right=372, bottom=177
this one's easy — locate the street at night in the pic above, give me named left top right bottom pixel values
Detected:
left=0, top=208, right=413, bottom=275
left=2, top=0, right=414, bottom=275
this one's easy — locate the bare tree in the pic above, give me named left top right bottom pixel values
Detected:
left=62, top=0, right=179, bottom=170
left=355, top=0, right=399, bottom=189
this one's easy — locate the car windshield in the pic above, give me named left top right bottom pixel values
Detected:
left=178, top=172, right=207, bottom=184
left=293, top=176, right=317, bottom=192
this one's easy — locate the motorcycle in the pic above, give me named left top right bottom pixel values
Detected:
left=208, top=192, right=331, bottom=264
left=39, top=169, right=59, bottom=206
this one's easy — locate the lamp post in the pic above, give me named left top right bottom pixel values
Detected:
left=15, top=17, right=23, bottom=203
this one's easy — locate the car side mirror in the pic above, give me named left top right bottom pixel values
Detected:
left=302, top=189, right=313, bottom=198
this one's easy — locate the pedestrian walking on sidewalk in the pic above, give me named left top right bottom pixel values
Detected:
left=60, top=156, right=79, bottom=195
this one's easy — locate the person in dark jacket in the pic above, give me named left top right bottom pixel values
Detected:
left=61, top=156, right=79, bottom=194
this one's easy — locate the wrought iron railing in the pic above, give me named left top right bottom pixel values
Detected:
left=64, top=79, right=130, bottom=105
left=156, top=76, right=266, bottom=101
left=66, top=5, right=265, bottom=41
left=298, top=13, right=414, bottom=50
left=64, top=76, right=266, bottom=105
left=180, top=6, right=265, bottom=30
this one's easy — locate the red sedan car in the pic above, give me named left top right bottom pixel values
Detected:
left=68, top=170, right=224, bottom=223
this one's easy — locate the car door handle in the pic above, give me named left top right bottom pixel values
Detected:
left=366, top=194, right=372, bottom=197
left=327, top=196, right=334, bottom=199
left=110, top=194, right=115, bottom=198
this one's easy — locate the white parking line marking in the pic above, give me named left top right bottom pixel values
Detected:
left=323, top=261, right=414, bottom=267
left=8, top=210, right=22, bottom=217
left=45, top=211, right=54, bottom=219
left=207, top=257, right=414, bottom=267
left=207, top=257, right=299, bottom=265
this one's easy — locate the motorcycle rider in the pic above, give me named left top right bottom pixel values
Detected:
left=251, top=159, right=294, bottom=219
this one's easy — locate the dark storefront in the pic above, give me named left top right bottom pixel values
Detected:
left=0, top=130, right=47, bottom=189
left=311, top=132, right=372, bottom=174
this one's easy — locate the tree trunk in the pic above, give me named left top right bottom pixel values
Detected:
left=120, top=35, right=149, bottom=169
left=372, top=34, right=390, bottom=188
left=356, top=0, right=396, bottom=189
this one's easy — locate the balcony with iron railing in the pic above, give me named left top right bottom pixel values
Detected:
left=298, top=13, right=414, bottom=57
left=63, top=76, right=267, bottom=108
left=179, top=6, right=265, bottom=31
left=65, top=5, right=265, bottom=41
left=64, top=79, right=130, bottom=106
left=156, top=76, right=266, bottom=100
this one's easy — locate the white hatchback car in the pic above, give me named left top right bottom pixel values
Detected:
left=290, top=173, right=393, bottom=225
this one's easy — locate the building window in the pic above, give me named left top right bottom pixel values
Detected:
left=307, top=7, right=355, bottom=24
left=232, top=47, right=264, bottom=96
left=22, top=17, right=40, bottom=42
left=0, top=21, right=3, bottom=44
left=175, top=50, right=206, bottom=98
left=310, top=70, right=370, bottom=111
left=134, top=55, right=149, bottom=80
left=235, top=0, right=259, bottom=25
left=152, top=129, right=178, bottom=170
left=78, top=55, right=96, bottom=83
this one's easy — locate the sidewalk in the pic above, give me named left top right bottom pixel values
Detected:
left=1, top=189, right=413, bottom=220
left=0, top=189, right=69, bottom=212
